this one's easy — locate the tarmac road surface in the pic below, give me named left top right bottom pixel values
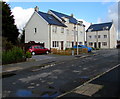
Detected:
left=2, top=49, right=119, bottom=98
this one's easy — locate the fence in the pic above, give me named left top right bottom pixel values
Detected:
left=51, top=48, right=88, bottom=55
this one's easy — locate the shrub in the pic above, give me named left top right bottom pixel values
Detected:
left=2, top=46, right=25, bottom=65
left=25, top=51, right=32, bottom=58
left=2, top=37, right=14, bottom=51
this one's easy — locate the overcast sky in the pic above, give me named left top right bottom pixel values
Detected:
left=4, top=1, right=119, bottom=40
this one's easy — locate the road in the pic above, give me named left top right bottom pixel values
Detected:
left=2, top=49, right=119, bottom=98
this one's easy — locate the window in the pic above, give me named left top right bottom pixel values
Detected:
left=34, top=28, right=37, bottom=33
left=89, top=35, right=92, bottom=38
left=102, top=42, right=107, bottom=46
left=66, top=29, right=69, bottom=34
left=104, top=35, right=107, bottom=38
left=95, top=35, right=97, bottom=38
left=98, top=35, right=101, bottom=38
left=61, top=28, right=64, bottom=33
left=103, top=26, right=108, bottom=30
left=48, top=16, right=52, bottom=20
left=88, top=28, right=93, bottom=32
left=52, top=26, right=55, bottom=32
left=55, top=26, right=57, bottom=33
left=52, top=41, right=59, bottom=47
left=67, top=41, right=70, bottom=47
left=53, top=26, right=57, bottom=33
left=89, top=42, right=93, bottom=46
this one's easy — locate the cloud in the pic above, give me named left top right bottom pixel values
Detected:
left=2, top=0, right=9, bottom=2
left=11, top=7, right=34, bottom=32
left=97, top=18, right=103, bottom=23
left=107, top=3, right=119, bottom=39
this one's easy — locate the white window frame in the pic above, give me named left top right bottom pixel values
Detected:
left=102, top=42, right=107, bottom=46
left=98, top=35, right=101, bottom=38
left=53, top=41, right=59, bottom=47
left=89, top=35, right=92, bottom=38
left=34, top=28, right=37, bottom=34
left=104, top=35, right=107, bottom=38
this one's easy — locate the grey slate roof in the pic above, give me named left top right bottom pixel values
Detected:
left=86, top=22, right=113, bottom=32
left=37, top=11, right=67, bottom=27
left=50, top=10, right=78, bottom=24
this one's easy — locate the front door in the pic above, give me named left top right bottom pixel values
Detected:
left=72, top=42, right=74, bottom=47
left=61, top=41, right=64, bottom=50
left=94, top=42, right=97, bottom=48
left=98, top=42, right=101, bottom=48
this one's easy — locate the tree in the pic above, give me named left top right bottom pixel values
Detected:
left=2, top=2, right=19, bottom=45
left=20, top=29, right=25, bottom=44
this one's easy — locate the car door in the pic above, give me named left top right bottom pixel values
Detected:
left=38, top=46, right=45, bottom=54
left=34, top=46, right=39, bottom=54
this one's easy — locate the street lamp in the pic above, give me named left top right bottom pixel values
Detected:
left=74, top=23, right=79, bottom=55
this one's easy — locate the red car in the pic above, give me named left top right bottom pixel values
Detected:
left=28, top=45, right=50, bottom=55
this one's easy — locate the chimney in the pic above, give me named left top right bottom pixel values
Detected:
left=90, top=23, right=92, bottom=25
left=71, top=13, right=74, bottom=17
left=34, top=6, right=39, bottom=12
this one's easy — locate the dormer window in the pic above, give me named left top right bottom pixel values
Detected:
left=48, top=16, right=52, bottom=20
left=103, top=26, right=109, bottom=30
left=88, top=28, right=93, bottom=32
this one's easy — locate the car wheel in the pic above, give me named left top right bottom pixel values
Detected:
left=46, top=51, right=49, bottom=54
left=32, top=52, right=35, bottom=55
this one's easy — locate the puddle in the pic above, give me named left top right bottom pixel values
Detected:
left=2, top=72, right=16, bottom=78
left=41, top=91, right=60, bottom=98
left=16, top=89, right=33, bottom=97
left=80, top=76, right=89, bottom=79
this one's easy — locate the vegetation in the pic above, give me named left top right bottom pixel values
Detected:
left=2, top=37, right=14, bottom=51
left=2, top=46, right=25, bottom=65
left=25, top=51, right=32, bottom=58
left=20, top=30, right=25, bottom=44
left=2, top=1, right=19, bottom=45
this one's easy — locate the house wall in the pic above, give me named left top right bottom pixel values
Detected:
left=51, top=25, right=67, bottom=50
left=64, top=20, right=85, bottom=48
left=25, top=12, right=49, bottom=48
left=25, top=11, right=85, bottom=50
left=86, top=24, right=117, bottom=49
left=50, top=20, right=85, bottom=50
left=109, top=24, right=117, bottom=48
left=87, top=31, right=110, bottom=48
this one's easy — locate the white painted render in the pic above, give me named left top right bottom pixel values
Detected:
left=25, top=12, right=49, bottom=48
left=109, top=24, right=117, bottom=48
left=25, top=11, right=85, bottom=50
left=86, top=24, right=117, bottom=49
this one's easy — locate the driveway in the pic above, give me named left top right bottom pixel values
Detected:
left=32, top=55, right=55, bottom=61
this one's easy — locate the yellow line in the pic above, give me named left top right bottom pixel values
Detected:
left=56, top=64, right=120, bottom=98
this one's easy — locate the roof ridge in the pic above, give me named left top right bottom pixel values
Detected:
left=91, top=22, right=112, bottom=26
left=50, top=9, right=71, bottom=17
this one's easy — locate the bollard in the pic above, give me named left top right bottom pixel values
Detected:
left=72, top=50, right=74, bottom=56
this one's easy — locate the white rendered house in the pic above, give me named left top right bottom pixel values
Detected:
left=24, top=6, right=85, bottom=50
left=86, top=22, right=117, bottom=49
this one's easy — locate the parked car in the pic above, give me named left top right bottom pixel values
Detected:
left=28, top=45, right=51, bottom=55
left=117, top=44, right=120, bottom=49
left=73, top=45, right=92, bottom=52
